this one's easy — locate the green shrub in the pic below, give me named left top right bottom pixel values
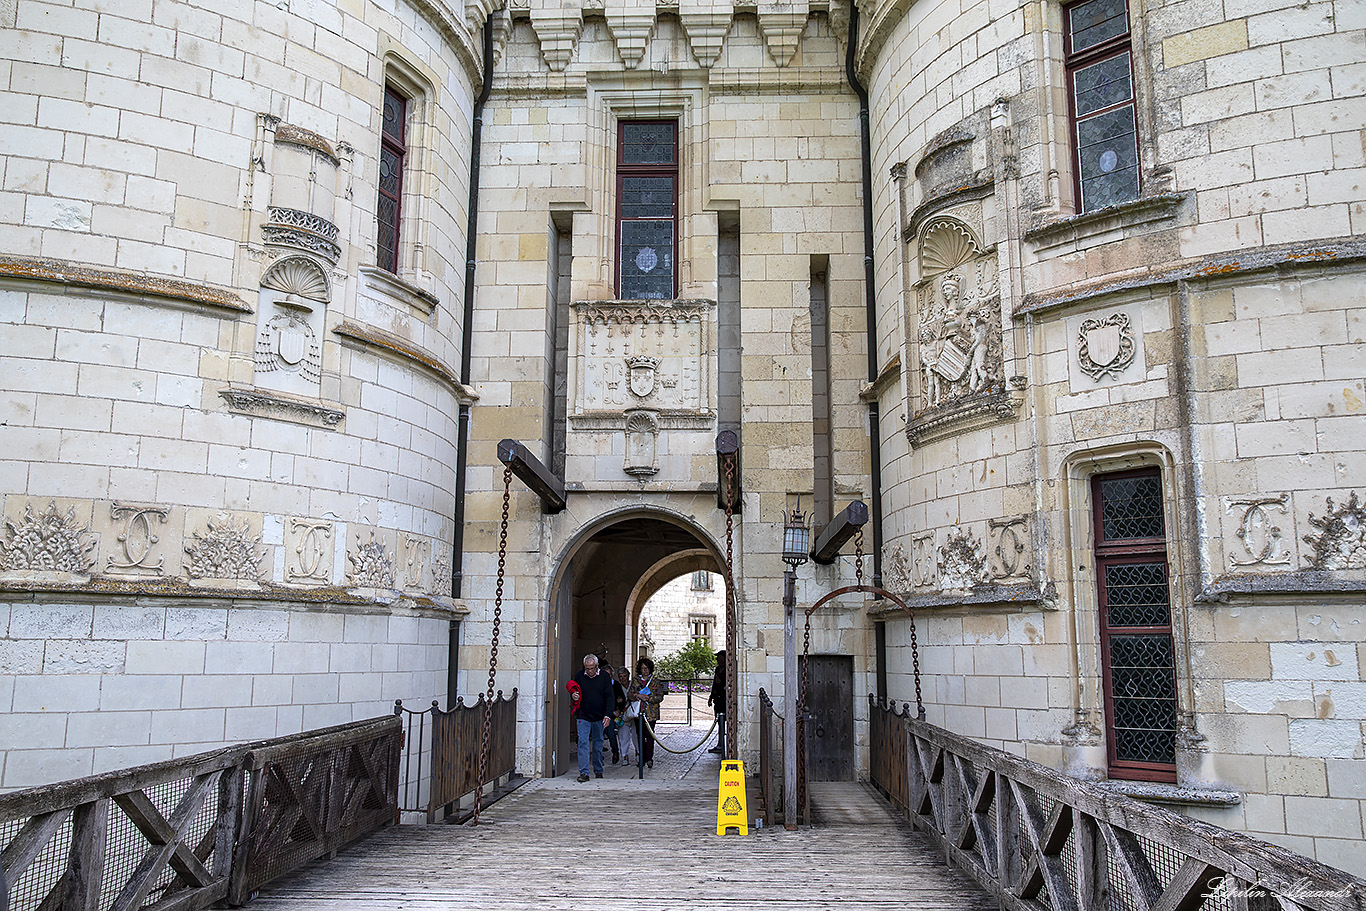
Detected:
left=655, top=639, right=718, bottom=680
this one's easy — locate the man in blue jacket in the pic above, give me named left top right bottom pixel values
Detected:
left=570, top=653, right=616, bottom=782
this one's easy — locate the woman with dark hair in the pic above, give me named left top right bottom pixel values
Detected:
left=628, top=656, right=667, bottom=769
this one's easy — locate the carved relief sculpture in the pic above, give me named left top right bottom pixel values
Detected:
left=912, top=532, right=937, bottom=588
left=1304, top=492, right=1366, bottom=570
left=882, top=540, right=913, bottom=594
left=0, top=501, right=98, bottom=573
left=254, top=256, right=329, bottom=397
left=937, top=528, right=989, bottom=591
left=402, top=535, right=429, bottom=590
left=907, top=216, right=1014, bottom=445
left=106, top=502, right=170, bottom=575
left=1227, top=495, right=1291, bottom=567
left=184, top=515, right=263, bottom=581
left=1077, top=312, right=1136, bottom=380
left=989, top=515, right=1032, bottom=581
left=571, top=300, right=712, bottom=421
left=286, top=519, right=333, bottom=583
left=348, top=531, right=396, bottom=587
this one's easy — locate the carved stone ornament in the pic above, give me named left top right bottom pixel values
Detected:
left=1077, top=312, right=1136, bottom=380
left=184, top=515, right=263, bottom=581
left=627, top=355, right=659, bottom=398
left=912, top=532, right=937, bottom=587
left=937, top=528, right=988, bottom=591
left=624, top=409, right=660, bottom=478
left=255, top=311, right=323, bottom=382
left=261, top=254, right=331, bottom=304
left=106, top=502, right=170, bottom=575
left=347, top=532, right=396, bottom=588
left=286, top=519, right=333, bottom=583
left=431, top=547, right=452, bottom=597
left=1303, top=492, right=1366, bottom=570
left=0, top=501, right=97, bottom=573
left=1227, top=495, right=1291, bottom=567
left=402, top=535, right=429, bottom=591
left=908, top=217, right=1014, bottom=446
left=989, top=515, right=1031, bottom=581
left=882, top=541, right=912, bottom=594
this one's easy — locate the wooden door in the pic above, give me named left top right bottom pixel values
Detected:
left=803, top=654, right=855, bottom=781
left=548, top=576, right=573, bottom=777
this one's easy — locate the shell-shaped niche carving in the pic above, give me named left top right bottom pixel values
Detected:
left=261, top=256, right=330, bottom=305
left=919, top=218, right=983, bottom=277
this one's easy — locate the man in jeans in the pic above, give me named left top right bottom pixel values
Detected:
left=570, top=653, right=615, bottom=782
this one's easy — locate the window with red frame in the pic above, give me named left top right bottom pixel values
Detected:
left=616, top=120, right=678, bottom=300
left=1065, top=0, right=1140, bottom=213
left=1093, top=468, right=1178, bottom=782
left=377, top=85, right=407, bottom=273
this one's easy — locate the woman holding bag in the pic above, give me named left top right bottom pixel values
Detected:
left=615, top=666, right=636, bottom=764
left=628, top=656, right=667, bottom=769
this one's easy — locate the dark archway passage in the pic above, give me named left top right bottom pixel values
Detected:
left=545, top=512, right=725, bottom=776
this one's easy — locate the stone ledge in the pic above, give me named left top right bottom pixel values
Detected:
left=359, top=265, right=440, bottom=318
left=1196, top=570, right=1366, bottom=604
left=0, top=255, right=251, bottom=313
left=1024, top=193, right=1187, bottom=252
left=1098, top=779, right=1242, bottom=808
left=867, top=581, right=1056, bottom=615
left=333, top=320, right=475, bottom=400
left=0, top=577, right=468, bottom=616
left=1015, top=236, right=1366, bottom=317
left=219, top=386, right=346, bottom=429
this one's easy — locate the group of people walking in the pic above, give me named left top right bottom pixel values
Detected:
left=568, top=654, right=666, bottom=781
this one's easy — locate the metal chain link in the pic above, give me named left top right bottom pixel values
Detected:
left=798, top=608, right=811, bottom=820
left=854, top=527, right=864, bottom=588
left=473, top=466, right=512, bottom=825
left=722, top=456, right=738, bottom=760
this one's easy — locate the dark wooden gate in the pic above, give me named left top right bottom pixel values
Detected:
left=802, top=654, right=855, bottom=781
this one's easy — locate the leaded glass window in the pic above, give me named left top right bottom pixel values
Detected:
left=1093, top=468, right=1178, bottom=782
left=1065, top=0, right=1139, bottom=213
left=617, top=121, right=677, bottom=300
left=378, top=85, right=407, bottom=274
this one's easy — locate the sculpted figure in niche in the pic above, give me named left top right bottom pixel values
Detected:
left=915, top=259, right=1001, bottom=412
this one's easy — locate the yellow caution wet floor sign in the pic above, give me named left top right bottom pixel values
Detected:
left=716, top=759, right=748, bottom=835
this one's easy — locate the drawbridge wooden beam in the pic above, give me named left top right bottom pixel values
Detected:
left=716, top=430, right=742, bottom=512
left=810, top=500, right=869, bottom=564
left=497, top=439, right=566, bottom=513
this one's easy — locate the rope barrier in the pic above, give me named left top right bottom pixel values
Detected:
left=639, top=716, right=720, bottom=755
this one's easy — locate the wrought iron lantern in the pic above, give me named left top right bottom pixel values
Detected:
left=782, top=501, right=811, bottom=569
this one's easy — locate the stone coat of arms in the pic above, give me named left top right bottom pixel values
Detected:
left=627, top=355, right=659, bottom=398
left=1077, top=312, right=1135, bottom=380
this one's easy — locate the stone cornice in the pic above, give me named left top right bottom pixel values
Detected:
left=0, top=255, right=251, bottom=314
left=333, top=320, right=476, bottom=401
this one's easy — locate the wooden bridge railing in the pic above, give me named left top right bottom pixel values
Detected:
left=756, top=688, right=784, bottom=828
left=868, top=696, right=1366, bottom=911
left=0, top=715, right=400, bottom=911
left=395, top=689, right=518, bottom=823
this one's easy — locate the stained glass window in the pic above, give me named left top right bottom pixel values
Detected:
left=377, top=86, right=407, bottom=274
left=617, top=121, right=677, bottom=299
left=1093, top=468, right=1178, bottom=782
left=1066, top=0, right=1139, bottom=213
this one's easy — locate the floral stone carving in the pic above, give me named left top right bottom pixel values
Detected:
left=1304, top=492, right=1366, bottom=570
left=0, top=501, right=97, bottom=573
left=184, top=515, right=263, bottom=580
left=882, top=541, right=913, bottom=594
left=348, top=532, right=396, bottom=588
left=938, top=528, right=989, bottom=591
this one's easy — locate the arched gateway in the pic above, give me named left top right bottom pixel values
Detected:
left=543, top=510, right=726, bottom=776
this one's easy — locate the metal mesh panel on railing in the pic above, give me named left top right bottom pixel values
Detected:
left=2, top=814, right=73, bottom=911
left=869, top=698, right=1366, bottom=911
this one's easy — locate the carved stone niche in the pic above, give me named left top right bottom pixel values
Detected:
left=624, top=409, right=660, bottom=477
left=254, top=256, right=328, bottom=398
left=906, top=217, right=1018, bottom=446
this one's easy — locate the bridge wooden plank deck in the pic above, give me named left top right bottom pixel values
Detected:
left=246, top=774, right=996, bottom=910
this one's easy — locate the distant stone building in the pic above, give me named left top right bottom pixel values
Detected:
left=0, top=0, right=1362, bottom=871
left=637, top=571, right=725, bottom=663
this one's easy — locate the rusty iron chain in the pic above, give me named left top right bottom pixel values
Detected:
left=854, top=526, right=864, bottom=588
left=472, top=465, right=512, bottom=825
left=722, top=455, right=738, bottom=760
left=798, top=607, right=811, bottom=820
